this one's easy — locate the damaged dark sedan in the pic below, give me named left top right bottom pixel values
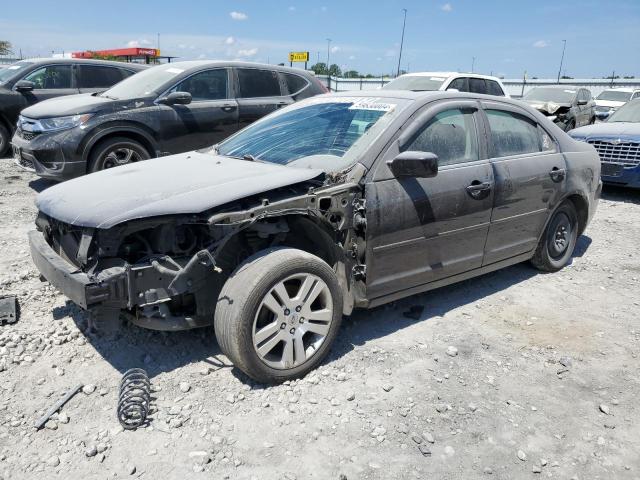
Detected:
left=29, top=91, right=601, bottom=383
left=523, top=87, right=595, bottom=131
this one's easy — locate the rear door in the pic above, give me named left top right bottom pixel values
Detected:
left=481, top=101, right=566, bottom=265
left=156, top=68, right=239, bottom=153
left=18, top=64, right=78, bottom=107
left=234, top=68, right=292, bottom=130
left=365, top=100, right=494, bottom=300
left=76, top=64, right=128, bottom=94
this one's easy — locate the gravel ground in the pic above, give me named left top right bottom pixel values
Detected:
left=1, top=156, right=639, bottom=480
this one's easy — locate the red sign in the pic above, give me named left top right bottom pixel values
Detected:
left=72, top=48, right=160, bottom=58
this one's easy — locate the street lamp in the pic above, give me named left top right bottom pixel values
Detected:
left=396, top=8, right=408, bottom=77
left=326, top=38, right=332, bottom=74
left=557, top=39, right=566, bottom=84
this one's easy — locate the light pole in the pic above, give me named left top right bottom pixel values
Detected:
left=556, top=39, right=566, bottom=84
left=471, top=56, right=475, bottom=73
left=396, top=8, right=408, bottom=77
left=326, top=38, right=332, bottom=74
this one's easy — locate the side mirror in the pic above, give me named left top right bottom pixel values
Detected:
left=386, top=151, right=438, bottom=178
left=577, top=98, right=588, bottom=106
left=158, top=91, right=192, bottom=105
left=15, top=80, right=35, bottom=92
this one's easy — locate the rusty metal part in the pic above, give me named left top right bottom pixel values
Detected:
left=117, top=368, right=151, bottom=430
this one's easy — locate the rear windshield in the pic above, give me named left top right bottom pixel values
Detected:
left=523, top=88, right=576, bottom=103
left=383, top=75, right=446, bottom=91
left=0, top=61, right=33, bottom=85
left=217, top=97, right=408, bottom=172
left=607, top=99, right=640, bottom=123
left=100, top=64, right=185, bottom=100
left=596, top=90, right=633, bottom=102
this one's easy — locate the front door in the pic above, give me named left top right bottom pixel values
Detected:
left=365, top=101, right=494, bottom=300
left=481, top=102, right=567, bottom=265
left=18, top=64, right=78, bottom=108
left=234, top=68, right=293, bottom=130
left=157, top=68, right=239, bottom=153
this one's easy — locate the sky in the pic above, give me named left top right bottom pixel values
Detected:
left=1, top=0, right=639, bottom=79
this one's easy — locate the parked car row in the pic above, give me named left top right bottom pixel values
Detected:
left=594, top=88, right=640, bottom=120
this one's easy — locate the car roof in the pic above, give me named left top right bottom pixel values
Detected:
left=328, top=89, right=525, bottom=106
left=600, top=87, right=639, bottom=93
left=398, top=71, right=503, bottom=81
left=15, top=58, right=147, bottom=69
left=152, top=60, right=314, bottom=75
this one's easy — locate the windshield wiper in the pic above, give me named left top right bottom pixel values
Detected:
left=242, top=154, right=257, bottom=162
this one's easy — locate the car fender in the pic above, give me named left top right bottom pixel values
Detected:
left=80, top=122, right=160, bottom=160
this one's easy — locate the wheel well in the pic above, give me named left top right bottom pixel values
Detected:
left=87, top=131, right=156, bottom=171
left=566, top=194, right=589, bottom=235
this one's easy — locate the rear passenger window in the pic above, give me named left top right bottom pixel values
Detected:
left=486, top=109, right=541, bottom=157
left=23, top=65, right=72, bottom=89
left=283, top=73, right=309, bottom=95
left=486, top=80, right=504, bottom=96
left=403, top=108, right=479, bottom=166
left=78, top=65, right=123, bottom=88
left=237, top=68, right=281, bottom=98
left=469, top=78, right=486, bottom=94
left=173, top=69, right=228, bottom=101
left=119, top=69, right=136, bottom=80
left=447, top=77, right=467, bottom=92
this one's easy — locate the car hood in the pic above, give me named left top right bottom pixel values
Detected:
left=569, top=122, right=640, bottom=140
left=525, top=100, right=571, bottom=115
left=21, top=93, right=117, bottom=119
left=595, top=100, right=625, bottom=108
left=36, top=153, right=324, bottom=228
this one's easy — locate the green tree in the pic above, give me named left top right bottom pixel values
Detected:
left=310, top=62, right=328, bottom=75
left=0, top=40, right=12, bottom=56
left=344, top=70, right=360, bottom=78
left=328, top=64, right=342, bottom=77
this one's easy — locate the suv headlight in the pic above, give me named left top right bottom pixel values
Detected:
left=31, top=114, right=93, bottom=133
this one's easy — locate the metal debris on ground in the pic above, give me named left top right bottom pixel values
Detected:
left=34, top=383, right=83, bottom=430
left=402, top=305, right=424, bottom=320
left=118, top=368, right=151, bottom=430
left=0, top=295, right=19, bottom=325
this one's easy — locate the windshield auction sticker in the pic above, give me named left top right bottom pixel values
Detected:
left=348, top=98, right=396, bottom=112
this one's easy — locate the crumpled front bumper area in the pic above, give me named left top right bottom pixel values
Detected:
left=28, top=230, right=128, bottom=310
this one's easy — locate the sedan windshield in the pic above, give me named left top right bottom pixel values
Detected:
left=524, top=88, right=576, bottom=103
left=0, top=61, right=33, bottom=85
left=217, top=97, right=407, bottom=171
left=597, top=90, right=632, bottom=102
left=100, top=64, right=185, bottom=100
left=607, top=99, right=640, bottom=123
left=383, top=75, right=446, bottom=91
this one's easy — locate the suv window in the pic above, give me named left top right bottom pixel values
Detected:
left=486, top=80, right=504, bottom=96
left=283, top=73, right=309, bottom=95
left=486, top=109, right=541, bottom=157
left=23, top=65, right=72, bottom=89
left=469, top=78, right=486, bottom=94
left=173, top=69, right=228, bottom=101
left=447, top=77, right=468, bottom=92
left=78, top=65, right=124, bottom=88
left=237, top=68, right=281, bottom=98
left=120, top=68, right=136, bottom=80
left=403, top=108, right=479, bottom=166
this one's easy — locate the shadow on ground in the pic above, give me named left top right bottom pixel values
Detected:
left=61, top=235, right=593, bottom=385
left=29, top=178, right=56, bottom=193
left=601, top=184, right=640, bottom=205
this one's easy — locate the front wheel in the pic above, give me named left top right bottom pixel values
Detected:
left=531, top=201, right=578, bottom=272
left=214, top=248, right=343, bottom=383
left=0, top=123, right=10, bottom=158
left=88, top=137, right=150, bottom=173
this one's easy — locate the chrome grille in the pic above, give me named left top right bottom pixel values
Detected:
left=588, top=139, right=640, bottom=167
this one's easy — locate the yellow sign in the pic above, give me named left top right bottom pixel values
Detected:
left=288, top=51, right=309, bottom=63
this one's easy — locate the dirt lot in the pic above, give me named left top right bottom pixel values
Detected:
left=0, top=156, right=639, bottom=480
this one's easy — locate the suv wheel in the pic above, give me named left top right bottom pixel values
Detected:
left=531, top=201, right=578, bottom=272
left=88, top=137, right=150, bottom=173
left=0, top=123, right=9, bottom=158
left=214, top=247, right=343, bottom=383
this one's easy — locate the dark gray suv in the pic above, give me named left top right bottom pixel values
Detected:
left=12, top=61, right=327, bottom=181
left=0, top=58, right=146, bottom=156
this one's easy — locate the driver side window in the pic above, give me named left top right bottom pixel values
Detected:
left=171, top=69, right=229, bottom=101
left=23, top=65, right=72, bottom=89
left=402, top=108, right=479, bottom=166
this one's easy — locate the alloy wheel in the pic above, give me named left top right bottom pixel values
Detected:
left=103, top=147, right=143, bottom=169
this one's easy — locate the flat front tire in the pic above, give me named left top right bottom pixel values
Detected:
left=214, top=247, right=343, bottom=383
left=531, top=201, right=579, bottom=272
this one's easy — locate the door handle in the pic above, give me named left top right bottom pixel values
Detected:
left=549, top=167, right=566, bottom=182
left=221, top=105, right=237, bottom=112
left=466, top=181, right=492, bottom=199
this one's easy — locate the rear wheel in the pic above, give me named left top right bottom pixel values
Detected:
left=214, top=247, right=343, bottom=383
left=531, top=201, right=578, bottom=272
left=88, top=137, right=150, bottom=173
left=0, top=123, right=10, bottom=158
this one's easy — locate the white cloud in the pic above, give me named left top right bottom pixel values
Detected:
left=348, top=55, right=356, bottom=60
left=237, top=48, right=258, bottom=57
left=533, top=40, right=550, bottom=48
left=441, top=3, right=453, bottom=12
left=330, top=46, right=340, bottom=54
left=321, top=6, right=327, bottom=12
left=230, top=11, right=248, bottom=21
left=288, top=6, right=296, bottom=11
left=197, top=53, right=207, bottom=59
left=224, top=36, right=235, bottom=45
left=127, top=40, right=139, bottom=47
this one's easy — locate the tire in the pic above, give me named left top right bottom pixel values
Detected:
left=0, top=123, right=10, bottom=158
left=214, top=247, right=343, bottom=383
left=88, top=137, right=150, bottom=173
left=531, top=201, right=579, bottom=272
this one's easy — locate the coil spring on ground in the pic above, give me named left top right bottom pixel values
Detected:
left=117, top=368, right=151, bottom=430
